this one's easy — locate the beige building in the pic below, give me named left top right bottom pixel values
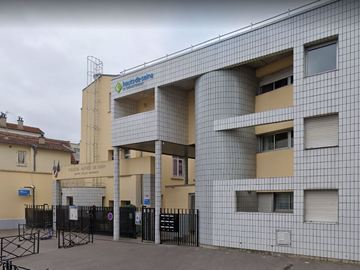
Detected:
left=56, top=74, right=196, bottom=209
left=0, top=114, right=73, bottom=229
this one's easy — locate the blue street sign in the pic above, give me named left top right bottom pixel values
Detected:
left=18, top=189, right=31, bottom=196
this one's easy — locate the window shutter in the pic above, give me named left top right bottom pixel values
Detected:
left=304, top=114, right=338, bottom=149
left=304, top=190, right=338, bottom=222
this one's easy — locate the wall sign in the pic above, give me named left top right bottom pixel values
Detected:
left=115, top=73, right=154, bottom=93
left=18, top=188, right=31, bottom=197
left=69, top=206, right=78, bottom=221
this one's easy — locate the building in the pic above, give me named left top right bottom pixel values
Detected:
left=111, top=0, right=360, bottom=261
left=56, top=73, right=195, bottom=209
left=0, top=114, right=73, bottom=229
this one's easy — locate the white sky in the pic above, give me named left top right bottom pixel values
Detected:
left=0, top=0, right=314, bottom=142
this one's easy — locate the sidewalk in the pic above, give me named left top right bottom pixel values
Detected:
left=9, top=236, right=359, bottom=270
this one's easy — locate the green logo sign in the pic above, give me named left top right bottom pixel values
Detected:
left=115, top=82, right=123, bottom=93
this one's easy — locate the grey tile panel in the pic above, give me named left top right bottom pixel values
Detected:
left=214, top=107, right=294, bottom=131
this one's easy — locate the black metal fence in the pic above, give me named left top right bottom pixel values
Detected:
left=160, top=208, right=199, bottom=247
left=25, top=205, right=53, bottom=229
left=0, top=259, right=31, bottom=270
left=0, top=233, right=39, bottom=261
left=57, top=225, right=93, bottom=248
left=55, top=206, right=136, bottom=238
left=142, top=207, right=155, bottom=242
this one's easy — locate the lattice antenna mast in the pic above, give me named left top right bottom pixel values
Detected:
left=87, top=56, right=103, bottom=85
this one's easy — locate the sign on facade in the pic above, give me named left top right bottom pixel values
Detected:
left=135, top=211, right=142, bottom=225
left=143, top=197, right=150, bottom=206
left=18, top=188, right=31, bottom=196
left=69, top=206, right=78, bottom=221
left=107, top=212, right=113, bottom=221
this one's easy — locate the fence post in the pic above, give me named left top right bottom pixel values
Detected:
left=1, top=237, right=3, bottom=260
left=177, top=209, right=180, bottom=246
left=37, top=231, right=40, bottom=254
left=141, top=206, right=144, bottom=242
left=196, top=209, right=199, bottom=247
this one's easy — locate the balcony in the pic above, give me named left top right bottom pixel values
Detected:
left=112, top=110, right=157, bottom=146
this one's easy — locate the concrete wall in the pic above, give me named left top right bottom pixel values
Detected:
left=195, top=68, right=257, bottom=245
left=61, top=187, right=106, bottom=206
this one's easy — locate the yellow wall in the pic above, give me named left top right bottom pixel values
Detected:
left=256, top=54, right=293, bottom=78
left=0, top=142, right=72, bottom=221
left=256, top=149, right=293, bottom=178
left=0, top=171, right=53, bottom=219
left=0, top=144, right=33, bottom=172
left=255, top=121, right=293, bottom=135
left=163, top=185, right=195, bottom=209
left=80, top=76, right=113, bottom=163
left=36, top=149, right=71, bottom=173
left=136, top=94, right=155, bottom=113
left=102, top=175, right=141, bottom=207
left=255, top=85, right=293, bottom=112
left=0, top=144, right=70, bottom=174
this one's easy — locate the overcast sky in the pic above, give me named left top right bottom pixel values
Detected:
left=0, top=0, right=315, bottom=143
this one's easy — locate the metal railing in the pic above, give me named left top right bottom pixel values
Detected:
left=0, top=259, right=32, bottom=270
left=160, top=208, right=199, bottom=247
left=57, top=225, right=93, bottom=249
left=0, top=233, right=39, bottom=261
left=118, top=0, right=336, bottom=76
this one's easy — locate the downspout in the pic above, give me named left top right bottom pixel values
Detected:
left=31, top=145, right=37, bottom=172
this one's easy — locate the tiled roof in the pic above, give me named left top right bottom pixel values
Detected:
left=3, top=123, right=44, bottom=135
left=0, top=131, right=73, bottom=153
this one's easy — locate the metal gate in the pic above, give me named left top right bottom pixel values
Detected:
left=56, top=206, right=136, bottom=238
left=160, top=208, right=199, bottom=246
left=141, top=207, right=155, bottom=242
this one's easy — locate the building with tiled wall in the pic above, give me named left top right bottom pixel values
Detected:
left=111, top=0, right=360, bottom=261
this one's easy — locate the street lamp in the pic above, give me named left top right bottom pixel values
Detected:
left=24, top=185, right=35, bottom=208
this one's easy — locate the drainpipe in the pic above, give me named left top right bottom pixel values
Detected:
left=31, top=145, right=37, bottom=172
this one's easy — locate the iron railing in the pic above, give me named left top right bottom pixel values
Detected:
left=56, top=206, right=136, bottom=238
left=160, top=208, right=199, bottom=247
left=57, top=225, right=93, bottom=249
left=0, top=259, right=32, bottom=270
left=142, top=207, right=155, bottom=242
left=0, top=233, right=39, bottom=261
left=18, top=224, right=53, bottom=241
left=25, top=205, right=53, bottom=229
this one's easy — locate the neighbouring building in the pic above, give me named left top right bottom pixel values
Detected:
left=111, top=0, right=360, bottom=261
left=0, top=114, right=73, bottom=229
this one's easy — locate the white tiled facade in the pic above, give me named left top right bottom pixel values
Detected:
left=112, top=0, right=360, bottom=261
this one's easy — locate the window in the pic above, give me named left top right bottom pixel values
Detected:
left=108, top=92, right=112, bottom=113
left=236, top=191, right=293, bottom=213
left=274, top=192, right=293, bottom=213
left=305, top=40, right=337, bottom=76
left=172, top=156, right=184, bottom=178
left=124, top=149, right=131, bottom=159
left=17, top=151, right=26, bottom=165
left=66, top=196, right=73, bottom=206
left=258, top=130, right=293, bottom=152
left=257, top=75, right=293, bottom=95
left=304, top=190, right=338, bottom=223
left=304, top=114, right=338, bottom=149
left=108, top=150, right=114, bottom=161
